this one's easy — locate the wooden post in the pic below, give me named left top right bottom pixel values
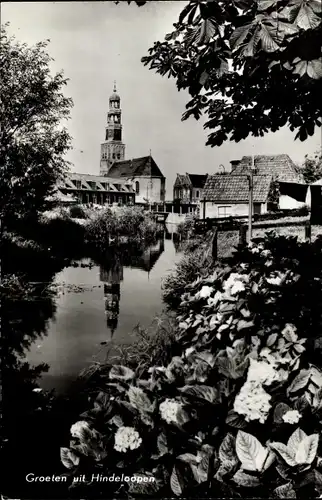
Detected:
left=305, top=220, right=311, bottom=242
left=248, top=156, right=255, bottom=242
left=239, top=225, right=247, bottom=247
left=212, top=227, right=218, bottom=261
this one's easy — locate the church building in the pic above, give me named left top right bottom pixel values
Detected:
left=99, top=83, right=166, bottom=204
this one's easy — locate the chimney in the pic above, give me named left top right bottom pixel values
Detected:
left=230, top=159, right=241, bottom=172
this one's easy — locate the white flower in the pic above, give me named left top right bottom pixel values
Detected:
left=265, top=260, right=273, bottom=267
left=251, top=247, right=260, bottom=254
left=159, top=398, right=183, bottom=424
left=70, top=420, right=91, bottom=439
left=114, top=426, right=142, bottom=453
left=198, top=286, right=213, bottom=299
left=247, top=359, right=279, bottom=386
left=231, top=280, right=246, bottom=295
left=223, top=273, right=248, bottom=296
left=32, top=388, right=42, bottom=393
left=282, top=410, right=302, bottom=424
left=266, top=274, right=284, bottom=286
left=234, top=381, right=271, bottom=423
left=261, top=249, right=271, bottom=257
left=185, top=347, right=195, bottom=358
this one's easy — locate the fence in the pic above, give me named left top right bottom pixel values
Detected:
left=209, top=219, right=312, bottom=261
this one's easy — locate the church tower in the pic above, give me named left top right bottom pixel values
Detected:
left=100, top=82, right=125, bottom=176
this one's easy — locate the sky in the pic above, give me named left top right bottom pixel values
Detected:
left=3, top=1, right=321, bottom=197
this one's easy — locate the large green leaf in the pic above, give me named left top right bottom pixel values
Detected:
left=295, top=434, right=319, bottom=465
left=233, top=469, right=261, bottom=487
left=179, top=384, right=219, bottom=403
left=236, top=431, right=269, bottom=472
left=269, top=442, right=297, bottom=467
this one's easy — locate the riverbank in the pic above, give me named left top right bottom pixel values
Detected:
left=48, top=233, right=322, bottom=499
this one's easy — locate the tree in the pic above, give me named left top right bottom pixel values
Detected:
left=126, top=0, right=322, bottom=147
left=299, top=150, right=322, bottom=183
left=0, top=24, right=73, bottom=226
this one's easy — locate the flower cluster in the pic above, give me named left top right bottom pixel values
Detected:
left=223, top=272, right=248, bottom=296
left=282, top=410, right=302, bottom=424
left=159, top=398, right=182, bottom=424
left=114, top=426, right=142, bottom=453
left=70, top=420, right=91, bottom=439
left=234, top=380, right=272, bottom=423
left=247, top=359, right=280, bottom=386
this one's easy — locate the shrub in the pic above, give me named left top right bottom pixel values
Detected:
left=85, top=206, right=162, bottom=249
left=69, top=204, right=88, bottom=219
left=61, top=235, right=322, bottom=499
left=162, top=233, right=215, bottom=309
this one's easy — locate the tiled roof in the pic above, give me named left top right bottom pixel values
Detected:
left=174, top=173, right=208, bottom=188
left=174, top=174, right=191, bottom=187
left=232, top=154, right=303, bottom=183
left=188, top=174, right=208, bottom=188
left=202, top=174, right=272, bottom=203
left=107, top=156, right=165, bottom=179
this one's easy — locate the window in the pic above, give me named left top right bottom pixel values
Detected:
left=135, top=181, right=140, bottom=195
left=105, top=130, right=108, bottom=140
left=218, top=206, right=232, bottom=217
left=114, top=129, right=121, bottom=141
left=112, top=153, right=116, bottom=159
left=117, top=153, right=121, bottom=160
left=196, top=190, right=200, bottom=198
left=74, top=180, right=81, bottom=190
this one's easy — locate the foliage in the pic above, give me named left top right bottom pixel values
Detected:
left=62, top=234, right=322, bottom=498
left=68, top=204, right=88, bottom=219
left=0, top=24, right=72, bottom=227
left=162, top=232, right=215, bottom=309
left=298, top=150, right=322, bottom=184
left=137, top=0, right=322, bottom=146
left=177, top=214, right=199, bottom=238
left=85, top=206, right=162, bottom=249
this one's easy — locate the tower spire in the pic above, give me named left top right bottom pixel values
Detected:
left=113, top=80, right=117, bottom=92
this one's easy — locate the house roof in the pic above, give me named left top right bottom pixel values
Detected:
left=174, top=173, right=208, bottom=188
left=231, top=154, right=303, bottom=183
left=107, top=156, right=165, bottom=179
left=202, top=174, right=272, bottom=203
left=58, top=173, right=135, bottom=193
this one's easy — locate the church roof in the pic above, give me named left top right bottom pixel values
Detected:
left=232, top=154, right=303, bottom=183
left=107, top=156, right=165, bottom=179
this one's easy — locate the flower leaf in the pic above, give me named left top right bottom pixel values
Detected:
left=219, top=433, right=238, bottom=465
left=287, top=369, right=310, bottom=394
left=226, top=410, right=247, bottom=429
left=269, top=442, right=297, bottom=467
left=273, top=482, right=296, bottom=498
left=236, top=431, right=268, bottom=472
left=60, top=447, right=80, bottom=469
left=128, top=386, right=153, bottom=413
left=109, top=365, right=135, bottom=381
left=232, top=469, right=260, bottom=487
left=287, top=428, right=307, bottom=455
left=295, top=434, right=319, bottom=465
left=170, top=466, right=184, bottom=496
left=179, top=384, right=219, bottom=403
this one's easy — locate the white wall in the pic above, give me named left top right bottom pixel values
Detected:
left=279, top=195, right=306, bottom=210
left=132, top=176, right=163, bottom=203
left=203, top=202, right=267, bottom=218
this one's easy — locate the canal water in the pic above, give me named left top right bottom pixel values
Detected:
left=25, top=231, right=183, bottom=394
